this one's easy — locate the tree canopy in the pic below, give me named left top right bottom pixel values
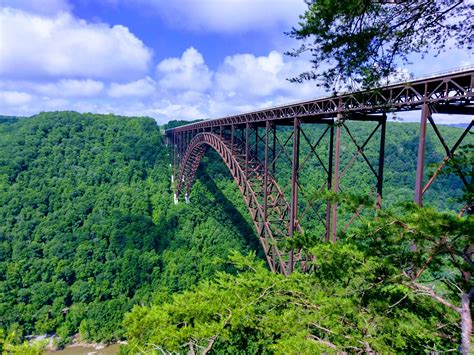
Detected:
left=287, top=0, right=473, bottom=89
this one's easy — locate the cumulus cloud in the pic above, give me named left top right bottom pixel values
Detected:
left=109, top=77, right=156, bottom=97
left=134, top=0, right=306, bottom=33
left=155, top=48, right=318, bottom=101
left=0, top=46, right=323, bottom=122
left=0, top=8, right=152, bottom=80
left=216, top=51, right=288, bottom=97
left=152, top=47, right=322, bottom=119
left=0, top=90, right=32, bottom=106
left=37, top=79, right=104, bottom=97
left=0, top=79, right=104, bottom=98
left=213, top=50, right=320, bottom=106
left=156, top=47, right=212, bottom=91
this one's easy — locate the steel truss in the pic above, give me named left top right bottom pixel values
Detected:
left=167, top=68, right=474, bottom=274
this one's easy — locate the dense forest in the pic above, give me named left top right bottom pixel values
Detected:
left=0, top=112, right=254, bottom=347
left=0, top=112, right=471, bottom=353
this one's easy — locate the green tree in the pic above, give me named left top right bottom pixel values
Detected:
left=350, top=205, right=473, bottom=354
left=122, top=250, right=458, bottom=353
left=288, top=0, right=473, bottom=89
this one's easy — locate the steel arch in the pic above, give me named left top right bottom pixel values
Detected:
left=175, top=132, right=305, bottom=275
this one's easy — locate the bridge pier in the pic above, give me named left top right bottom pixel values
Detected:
left=415, top=103, right=430, bottom=206
left=414, top=103, right=473, bottom=211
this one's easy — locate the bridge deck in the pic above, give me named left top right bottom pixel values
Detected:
left=167, top=68, right=473, bottom=133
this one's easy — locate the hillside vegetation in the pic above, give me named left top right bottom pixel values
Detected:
left=0, top=112, right=471, bottom=352
left=0, top=112, right=252, bottom=344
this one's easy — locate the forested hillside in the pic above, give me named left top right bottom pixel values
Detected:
left=0, top=112, right=252, bottom=344
left=0, top=112, right=470, bottom=351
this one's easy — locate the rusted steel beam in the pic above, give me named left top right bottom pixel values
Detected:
left=331, top=116, right=342, bottom=242
left=326, top=123, right=334, bottom=241
left=231, top=124, right=235, bottom=155
left=166, top=69, right=473, bottom=134
left=264, top=121, right=270, bottom=220
left=415, top=103, right=430, bottom=206
left=176, top=132, right=297, bottom=274
left=272, top=123, right=276, bottom=175
left=245, top=122, right=249, bottom=181
left=422, top=119, right=473, bottom=194
left=376, top=115, right=387, bottom=209
left=289, top=117, right=300, bottom=272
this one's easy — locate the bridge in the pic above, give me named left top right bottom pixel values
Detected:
left=166, top=68, right=474, bottom=275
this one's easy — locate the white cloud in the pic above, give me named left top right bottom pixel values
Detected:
left=155, top=47, right=319, bottom=103
left=214, top=50, right=320, bottom=104
left=216, top=51, right=287, bottom=97
left=109, top=77, right=156, bottom=97
left=0, top=79, right=104, bottom=98
left=156, top=47, right=212, bottom=91
left=134, top=0, right=306, bottom=33
left=0, top=90, right=32, bottom=106
left=0, top=47, right=325, bottom=123
left=0, top=8, right=152, bottom=80
left=0, top=0, right=71, bottom=15
left=37, top=79, right=104, bottom=97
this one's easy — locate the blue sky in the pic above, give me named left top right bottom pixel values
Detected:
left=0, top=0, right=472, bottom=124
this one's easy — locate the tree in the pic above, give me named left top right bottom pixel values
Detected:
left=443, top=144, right=473, bottom=216
left=122, top=251, right=459, bottom=353
left=287, top=0, right=473, bottom=90
left=351, top=205, right=473, bottom=354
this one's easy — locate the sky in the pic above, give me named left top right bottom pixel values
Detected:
left=0, top=0, right=472, bottom=124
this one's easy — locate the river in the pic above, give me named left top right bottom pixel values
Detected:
left=45, top=343, right=121, bottom=355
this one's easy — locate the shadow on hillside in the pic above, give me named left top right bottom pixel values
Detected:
left=198, top=170, right=264, bottom=259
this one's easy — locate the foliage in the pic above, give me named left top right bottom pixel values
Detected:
left=348, top=204, right=473, bottom=353
left=164, top=119, right=203, bottom=130
left=0, top=111, right=470, bottom=349
left=287, top=0, right=473, bottom=89
left=0, top=112, right=252, bottom=343
left=351, top=204, right=473, bottom=292
left=0, top=328, right=48, bottom=354
left=442, top=144, right=473, bottom=214
left=122, top=202, right=472, bottom=353
left=122, top=249, right=458, bottom=354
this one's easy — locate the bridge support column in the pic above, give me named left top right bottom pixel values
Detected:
left=415, top=103, right=430, bottom=206
left=272, top=123, right=276, bottom=175
left=331, top=115, right=342, bottom=242
left=231, top=125, right=235, bottom=155
left=326, top=123, right=334, bottom=241
left=376, top=114, right=387, bottom=209
left=264, top=121, right=270, bottom=219
left=289, top=117, right=300, bottom=272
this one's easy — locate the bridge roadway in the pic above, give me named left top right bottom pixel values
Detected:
left=166, top=68, right=473, bottom=275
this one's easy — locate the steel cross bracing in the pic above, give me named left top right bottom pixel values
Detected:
left=166, top=68, right=474, bottom=274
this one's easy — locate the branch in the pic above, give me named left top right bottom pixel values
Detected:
left=201, top=336, right=217, bottom=355
left=307, top=334, right=338, bottom=350
left=310, top=322, right=336, bottom=335
left=403, top=272, right=461, bottom=313
left=388, top=294, right=408, bottom=308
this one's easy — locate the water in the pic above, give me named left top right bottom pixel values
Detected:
left=46, top=343, right=121, bottom=355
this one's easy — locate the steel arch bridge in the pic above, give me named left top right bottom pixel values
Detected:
left=166, top=67, right=474, bottom=275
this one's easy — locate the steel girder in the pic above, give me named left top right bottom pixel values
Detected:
left=167, top=69, right=473, bottom=134
left=175, top=132, right=308, bottom=276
